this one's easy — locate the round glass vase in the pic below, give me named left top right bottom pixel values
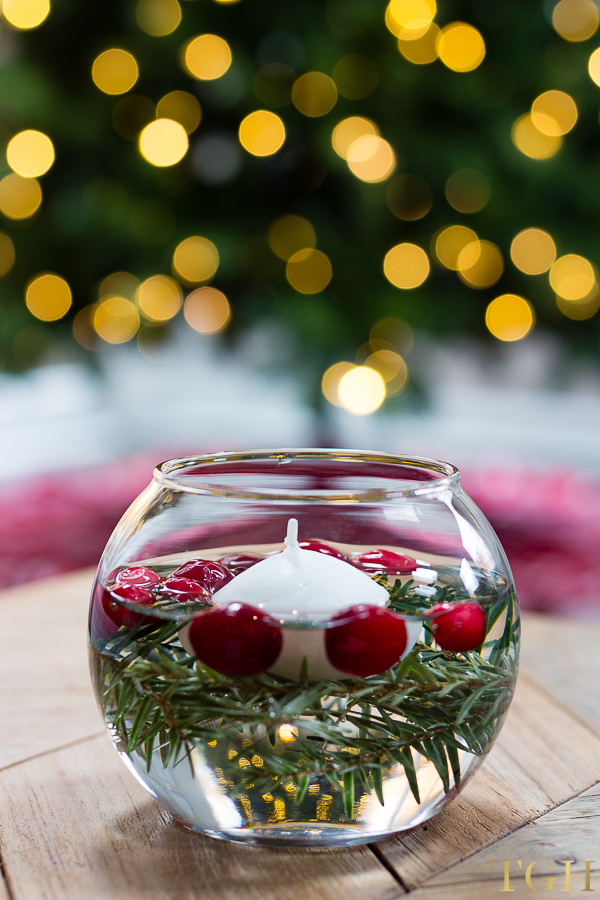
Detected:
left=88, top=450, right=520, bottom=848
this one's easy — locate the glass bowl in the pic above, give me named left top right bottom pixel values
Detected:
left=88, top=450, right=520, bottom=847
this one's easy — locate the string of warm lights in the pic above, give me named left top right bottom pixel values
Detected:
left=0, top=0, right=598, bottom=412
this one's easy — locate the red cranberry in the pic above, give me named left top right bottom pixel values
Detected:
left=188, top=602, right=282, bottom=677
left=102, top=584, right=156, bottom=628
left=299, top=540, right=346, bottom=560
left=115, top=566, right=161, bottom=588
left=161, top=577, right=212, bottom=604
left=325, top=604, right=407, bottom=677
left=172, top=559, right=233, bottom=593
left=219, top=554, right=262, bottom=575
left=428, top=601, right=486, bottom=652
left=352, top=549, right=416, bottom=575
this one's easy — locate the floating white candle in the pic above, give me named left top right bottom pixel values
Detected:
left=181, top=519, right=421, bottom=681
left=213, top=518, right=388, bottom=619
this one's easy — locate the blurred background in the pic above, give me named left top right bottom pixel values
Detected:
left=1, top=0, right=600, bottom=616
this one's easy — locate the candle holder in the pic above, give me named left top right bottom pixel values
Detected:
left=89, top=450, right=519, bottom=847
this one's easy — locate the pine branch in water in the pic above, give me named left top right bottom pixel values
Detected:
left=93, top=577, right=518, bottom=808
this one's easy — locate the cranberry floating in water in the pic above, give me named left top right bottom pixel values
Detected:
left=299, top=540, right=346, bottom=560
left=219, top=554, right=261, bottom=575
left=115, top=566, right=162, bottom=588
left=102, top=584, right=156, bottom=628
left=352, top=549, right=416, bottom=574
left=429, top=601, right=486, bottom=652
left=172, top=559, right=233, bottom=593
left=188, top=602, right=283, bottom=677
left=325, top=604, right=408, bottom=677
left=162, top=577, right=212, bottom=604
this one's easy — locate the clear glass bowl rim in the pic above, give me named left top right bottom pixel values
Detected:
left=153, top=449, right=460, bottom=502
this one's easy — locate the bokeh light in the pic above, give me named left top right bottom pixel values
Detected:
left=347, top=135, right=395, bottom=182
left=364, top=349, right=408, bottom=395
left=398, top=24, right=440, bottom=64
left=485, top=294, right=535, bottom=342
left=322, top=361, right=354, bottom=407
left=437, top=23, right=485, bottom=72
left=0, top=232, right=15, bottom=276
left=386, top=174, right=432, bottom=220
left=510, top=229, right=556, bottom=275
left=338, top=366, right=386, bottom=415
left=556, top=291, right=600, bottom=319
left=183, top=34, right=232, bottom=80
left=589, top=47, right=600, bottom=85
left=332, top=117, right=379, bottom=159
left=173, top=236, right=219, bottom=283
left=458, top=240, right=504, bottom=288
left=512, top=114, right=561, bottom=159
left=553, top=0, right=599, bottom=41
left=370, top=316, right=414, bottom=355
left=92, top=49, right=139, bottom=95
left=435, top=225, right=477, bottom=269
left=139, top=118, right=188, bottom=166
left=94, top=297, right=140, bottom=343
left=184, top=286, right=231, bottom=333
left=278, top=724, right=298, bottom=742
left=357, top=338, right=394, bottom=361
left=445, top=168, right=490, bottom=213
left=137, top=275, right=182, bottom=321
left=287, top=252, right=324, bottom=300
left=383, top=242, right=429, bottom=288
left=239, top=110, right=285, bottom=156
left=156, top=91, right=201, bottom=134
left=99, top=271, right=140, bottom=300
left=136, top=0, right=181, bottom=36
left=0, top=174, right=42, bottom=219
left=286, top=249, right=332, bottom=294
left=268, top=215, right=316, bottom=261
left=72, top=305, right=98, bottom=351
left=531, top=90, right=577, bottom=136
left=7, top=130, right=54, bottom=178
left=385, top=0, right=436, bottom=38
left=292, top=72, right=338, bottom=117
left=549, top=254, right=596, bottom=299
left=332, top=54, right=379, bottom=99
left=2, top=0, right=49, bottom=29
left=25, top=273, right=72, bottom=321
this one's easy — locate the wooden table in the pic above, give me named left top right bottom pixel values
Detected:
left=0, top=570, right=599, bottom=899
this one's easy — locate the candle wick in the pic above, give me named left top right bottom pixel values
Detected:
left=284, top=517, right=299, bottom=550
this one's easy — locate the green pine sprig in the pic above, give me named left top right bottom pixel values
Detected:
left=91, top=576, right=518, bottom=816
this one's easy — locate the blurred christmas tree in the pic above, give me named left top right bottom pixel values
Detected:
left=0, top=0, right=599, bottom=413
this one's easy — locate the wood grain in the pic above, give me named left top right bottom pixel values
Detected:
left=407, top=780, right=600, bottom=898
left=519, top=612, right=600, bottom=736
left=0, top=734, right=403, bottom=900
left=0, top=569, right=100, bottom=770
left=374, top=671, right=600, bottom=889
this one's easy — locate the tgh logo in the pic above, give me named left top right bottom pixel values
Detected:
left=492, top=860, right=595, bottom=892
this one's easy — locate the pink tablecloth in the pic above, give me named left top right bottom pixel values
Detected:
left=2, top=457, right=598, bottom=618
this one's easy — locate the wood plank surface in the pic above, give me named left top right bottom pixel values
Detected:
left=0, top=570, right=599, bottom=899
left=0, top=734, right=402, bottom=900
left=518, top=612, right=600, bottom=735
left=0, top=570, right=100, bottom=770
left=407, top=779, right=600, bottom=898
left=374, top=670, right=600, bottom=889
